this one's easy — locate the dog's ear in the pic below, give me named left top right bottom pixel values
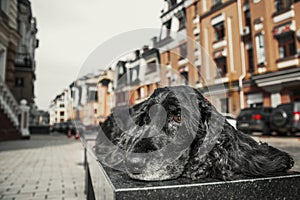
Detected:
left=183, top=90, right=227, bottom=180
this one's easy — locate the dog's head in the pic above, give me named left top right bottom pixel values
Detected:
left=115, top=86, right=225, bottom=181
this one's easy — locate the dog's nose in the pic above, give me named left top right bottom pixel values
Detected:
left=125, top=156, right=146, bottom=174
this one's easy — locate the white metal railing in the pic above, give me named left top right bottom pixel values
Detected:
left=0, top=76, right=20, bottom=128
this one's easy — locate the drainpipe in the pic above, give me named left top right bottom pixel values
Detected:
left=237, top=0, right=246, bottom=109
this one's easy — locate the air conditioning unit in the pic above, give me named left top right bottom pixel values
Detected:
left=242, top=26, right=250, bottom=36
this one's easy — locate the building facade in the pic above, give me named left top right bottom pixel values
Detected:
left=0, top=0, right=36, bottom=140
left=161, top=0, right=300, bottom=116
left=49, top=89, right=70, bottom=125
left=113, top=46, right=160, bottom=109
left=12, top=0, right=38, bottom=106
left=97, top=68, right=114, bottom=123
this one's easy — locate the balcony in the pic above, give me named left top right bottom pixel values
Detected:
left=15, top=53, right=33, bottom=68
left=213, top=40, right=227, bottom=50
left=277, top=56, right=299, bottom=69
left=161, top=0, right=184, bottom=19
left=273, top=9, right=295, bottom=23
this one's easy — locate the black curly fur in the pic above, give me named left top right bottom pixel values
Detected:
left=96, top=86, right=294, bottom=181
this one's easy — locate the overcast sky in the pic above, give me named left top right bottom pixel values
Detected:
left=31, top=0, right=163, bottom=110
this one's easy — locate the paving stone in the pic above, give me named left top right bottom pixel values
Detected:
left=0, top=134, right=86, bottom=200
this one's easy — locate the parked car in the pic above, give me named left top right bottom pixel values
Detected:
left=270, top=102, right=300, bottom=135
left=237, top=107, right=274, bottom=135
left=222, top=113, right=237, bottom=129
left=51, top=123, right=61, bottom=132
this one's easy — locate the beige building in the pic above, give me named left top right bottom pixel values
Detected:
left=97, top=68, right=114, bottom=123
left=182, top=0, right=300, bottom=115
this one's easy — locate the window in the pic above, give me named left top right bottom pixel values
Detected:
left=146, top=60, right=157, bottom=74
left=136, top=88, right=141, bottom=100
left=213, top=0, right=222, bottom=6
left=245, top=10, right=251, bottom=27
left=247, top=93, right=263, bottom=108
left=59, top=104, right=64, bottom=108
left=147, top=85, right=151, bottom=96
left=220, top=98, right=229, bottom=113
left=215, top=57, right=227, bottom=77
left=15, top=77, right=24, bottom=87
left=130, top=66, right=140, bottom=85
left=87, top=91, right=98, bottom=102
left=177, top=11, right=186, bottom=31
left=194, top=2, right=198, bottom=18
left=247, top=48, right=254, bottom=72
left=162, top=20, right=171, bottom=39
left=255, top=33, right=266, bottom=64
left=117, top=63, right=127, bottom=86
left=277, top=33, right=296, bottom=59
left=60, top=111, right=64, bottom=116
left=179, top=67, right=189, bottom=85
left=179, top=43, right=188, bottom=59
left=0, top=0, right=10, bottom=15
left=169, top=0, right=177, bottom=7
left=0, top=45, right=6, bottom=81
left=275, top=0, right=293, bottom=13
left=214, top=22, right=225, bottom=41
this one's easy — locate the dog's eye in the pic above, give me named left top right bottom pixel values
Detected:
left=173, top=114, right=181, bottom=123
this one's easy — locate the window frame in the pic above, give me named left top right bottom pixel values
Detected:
left=145, top=60, right=157, bottom=75
left=179, top=43, right=188, bottom=60
left=15, top=77, right=24, bottom=87
left=214, top=22, right=225, bottom=42
left=274, top=0, right=293, bottom=13
left=255, top=33, right=266, bottom=65
left=277, top=32, right=296, bottom=59
left=214, top=57, right=227, bottom=77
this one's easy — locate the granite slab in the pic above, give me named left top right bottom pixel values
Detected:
left=86, top=145, right=300, bottom=200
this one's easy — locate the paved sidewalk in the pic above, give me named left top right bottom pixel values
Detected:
left=0, top=134, right=86, bottom=200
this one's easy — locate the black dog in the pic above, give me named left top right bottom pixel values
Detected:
left=96, top=86, right=294, bottom=181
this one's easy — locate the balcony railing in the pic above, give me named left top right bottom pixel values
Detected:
left=0, top=77, right=21, bottom=128
left=15, top=53, right=33, bottom=68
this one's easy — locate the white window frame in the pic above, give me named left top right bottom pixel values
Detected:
left=255, top=33, right=266, bottom=65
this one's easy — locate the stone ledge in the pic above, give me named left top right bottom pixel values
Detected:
left=87, top=151, right=300, bottom=200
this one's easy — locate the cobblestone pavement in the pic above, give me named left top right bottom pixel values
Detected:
left=0, top=133, right=86, bottom=200
left=252, top=135, right=300, bottom=172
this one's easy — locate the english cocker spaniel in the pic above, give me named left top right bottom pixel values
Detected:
left=95, top=86, right=294, bottom=181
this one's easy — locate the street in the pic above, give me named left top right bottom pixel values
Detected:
left=0, top=134, right=86, bottom=200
